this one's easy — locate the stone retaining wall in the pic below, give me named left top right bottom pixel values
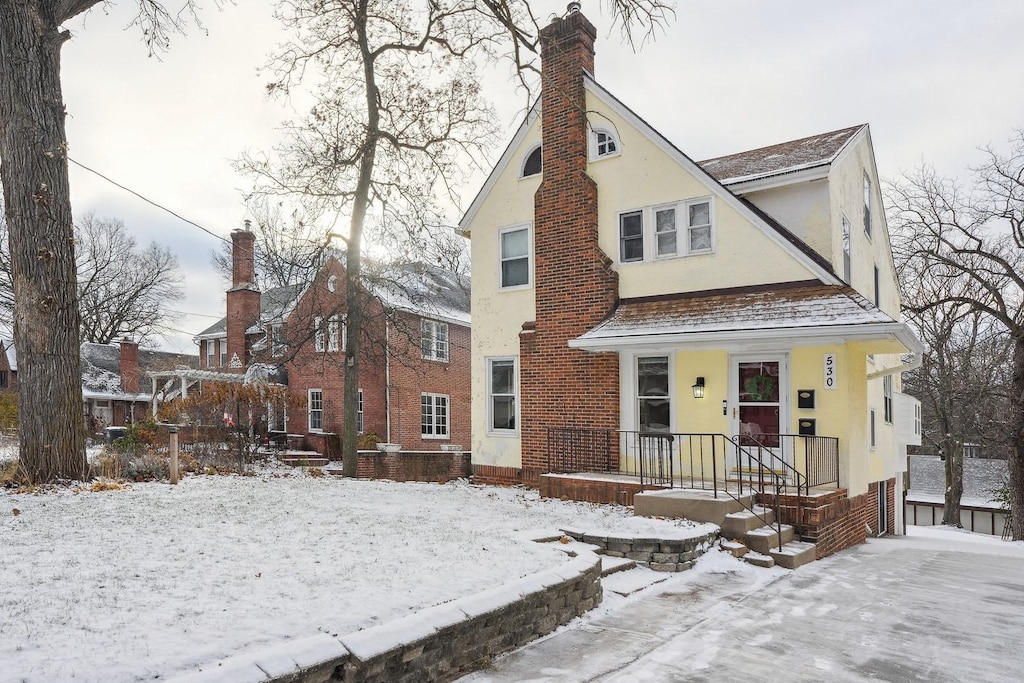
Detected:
left=170, top=553, right=602, bottom=683
left=561, top=527, right=719, bottom=572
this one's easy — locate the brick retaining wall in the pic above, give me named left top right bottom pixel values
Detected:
left=170, top=553, right=602, bottom=683
left=540, top=473, right=663, bottom=506
left=354, top=451, right=471, bottom=483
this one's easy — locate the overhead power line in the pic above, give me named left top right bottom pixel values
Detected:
left=68, top=157, right=231, bottom=245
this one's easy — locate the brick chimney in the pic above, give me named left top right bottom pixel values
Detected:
left=119, top=339, right=139, bottom=394
left=519, top=3, right=620, bottom=479
left=226, top=223, right=261, bottom=370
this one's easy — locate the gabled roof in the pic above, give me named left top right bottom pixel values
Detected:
left=81, top=342, right=200, bottom=400
left=699, top=125, right=865, bottom=185
left=1, top=339, right=14, bottom=371
left=195, top=283, right=308, bottom=340
left=569, top=282, right=923, bottom=353
left=457, top=76, right=844, bottom=287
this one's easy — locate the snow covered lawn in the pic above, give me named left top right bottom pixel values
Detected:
left=0, top=468, right=710, bottom=682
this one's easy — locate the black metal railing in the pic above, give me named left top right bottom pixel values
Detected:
left=546, top=426, right=614, bottom=474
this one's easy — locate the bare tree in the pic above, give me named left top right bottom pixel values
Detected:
left=75, top=214, right=184, bottom=344
left=888, top=151, right=1024, bottom=539
left=0, top=2, right=212, bottom=483
left=895, top=236, right=1012, bottom=524
left=211, top=198, right=338, bottom=290
left=0, top=212, right=184, bottom=344
left=239, top=0, right=672, bottom=477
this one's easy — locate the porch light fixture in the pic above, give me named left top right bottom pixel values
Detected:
left=692, top=376, right=705, bottom=399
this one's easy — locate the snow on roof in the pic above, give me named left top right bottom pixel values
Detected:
left=371, top=262, right=471, bottom=325
left=907, top=454, right=1007, bottom=508
left=576, top=282, right=893, bottom=343
left=80, top=342, right=200, bottom=399
left=699, top=125, right=865, bottom=185
left=196, top=283, right=308, bottom=339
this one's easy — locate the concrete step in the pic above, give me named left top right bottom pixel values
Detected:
left=744, top=524, right=795, bottom=555
left=721, top=507, right=776, bottom=539
left=741, top=551, right=775, bottom=568
left=601, top=566, right=670, bottom=597
left=719, top=539, right=748, bottom=558
left=633, top=489, right=755, bottom=525
left=768, top=541, right=818, bottom=570
left=600, top=555, right=637, bottom=577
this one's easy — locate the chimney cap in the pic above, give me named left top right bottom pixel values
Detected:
left=567, top=1, right=581, bottom=14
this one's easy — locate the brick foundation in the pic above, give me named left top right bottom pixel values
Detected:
left=759, top=478, right=897, bottom=559
left=540, top=473, right=661, bottom=506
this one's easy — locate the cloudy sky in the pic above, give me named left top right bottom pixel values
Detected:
left=58, top=1, right=1024, bottom=353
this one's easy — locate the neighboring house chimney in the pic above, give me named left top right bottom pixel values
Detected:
left=519, top=5, right=620, bottom=478
left=226, top=225, right=261, bottom=370
left=119, top=339, right=139, bottom=394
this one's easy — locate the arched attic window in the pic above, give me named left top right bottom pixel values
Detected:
left=592, top=129, right=619, bottom=158
left=521, top=145, right=542, bottom=178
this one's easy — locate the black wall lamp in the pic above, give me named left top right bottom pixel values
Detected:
left=692, top=376, right=705, bottom=399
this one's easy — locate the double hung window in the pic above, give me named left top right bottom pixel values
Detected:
left=618, top=198, right=713, bottom=263
left=500, top=227, right=530, bottom=288
left=421, top=393, right=450, bottom=438
left=308, top=389, right=323, bottom=432
left=488, top=358, right=517, bottom=434
left=421, top=320, right=449, bottom=362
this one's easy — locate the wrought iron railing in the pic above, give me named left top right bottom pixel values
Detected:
left=546, top=427, right=614, bottom=474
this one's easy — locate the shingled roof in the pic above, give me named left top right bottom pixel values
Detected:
left=81, top=342, right=200, bottom=399
left=699, top=125, right=865, bottom=185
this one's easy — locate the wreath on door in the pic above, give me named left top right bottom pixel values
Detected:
left=744, top=374, right=775, bottom=402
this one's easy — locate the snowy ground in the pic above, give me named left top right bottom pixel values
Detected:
left=0, top=465, right=714, bottom=682
left=462, top=524, right=1024, bottom=682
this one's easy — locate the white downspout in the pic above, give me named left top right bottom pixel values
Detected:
left=385, top=317, right=392, bottom=444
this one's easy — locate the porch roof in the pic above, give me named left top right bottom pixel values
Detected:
left=569, top=282, right=924, bottom=354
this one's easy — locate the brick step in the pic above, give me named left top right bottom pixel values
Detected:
left=768, top=541, right=818, bottom=570
left=743, top=524, right=795, bottom=554
left=721, top=507, right=776, bottom=538
left=601, top=566, right=670, bottom=597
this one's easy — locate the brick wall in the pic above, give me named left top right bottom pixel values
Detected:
left=541, top=473, right=658, bottom=506
left=520, top=9, right=620, bottom=483
left=226, top=230, right=260, bottom=368
left=356, top=450, right=471, bottom=483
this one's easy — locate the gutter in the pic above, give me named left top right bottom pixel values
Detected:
left=867, top=352, right=922, bottom=380
left=385, top=317, right=392, bottom=444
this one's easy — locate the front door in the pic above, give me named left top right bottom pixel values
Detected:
left=730, top=355, right=789, bottom=470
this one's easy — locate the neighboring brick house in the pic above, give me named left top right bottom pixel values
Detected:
left=0, top=339, right=16, bottom=393
left=193, top=229, right=471, bottom=455
left=81, top=340, right=200, bottom=431
left=460, top=6, right=922, bottom=555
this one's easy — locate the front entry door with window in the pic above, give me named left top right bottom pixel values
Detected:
left=730, top=356, right=789, bottom=469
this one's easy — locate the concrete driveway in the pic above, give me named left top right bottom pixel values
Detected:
left=460, top=528, right=1024, bottom=682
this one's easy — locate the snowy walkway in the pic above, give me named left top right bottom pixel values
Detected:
left=461, top=526, right=1024, bottom=682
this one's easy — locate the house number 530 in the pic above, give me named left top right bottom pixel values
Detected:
left=824, top=353, right=837, bottom=390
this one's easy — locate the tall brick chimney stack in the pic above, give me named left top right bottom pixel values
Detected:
left=226, top=223, right=261, bottom=370
left=519, top=3, right=620, bottom=480
left=119, top=338, right=139, bottom=394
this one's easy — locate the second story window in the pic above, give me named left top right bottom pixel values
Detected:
left=687, top=200, right=713, bottom=253
left=863, top=172, right=872, bottom=237
left=592, top=129, right=619, bottom=158
left=327, top=315, right=342, bottom=352
left=271, top=324, right=285, bottom=357
left=655, top=206, right=677, bottom=257
left=219, top=338, right=227, bottom=367
left=883, top=375, right=893, bottom=424
left=500, top=226, right=530, bottom=289
left=874, top=266, right=881, bottom=308
left=314, top=316, right=326, bottom=352
left=521, top=145, right=542, bottom=178
left=619, top=210, right=644, bottom=262
left=841, top=214, right=852, bottom=283
left=421, top=319, right=449, bottom=362
left=206, top=340, right=215, bottom=368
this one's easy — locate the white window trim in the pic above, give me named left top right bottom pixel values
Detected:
left=487, top=356, right=518, bottom=436
left=218, top=338, right=227, bottom=367
left=498, top=224, right=532, bottom=291
left=327, top=315, right=342, bottom=353
left=883, top=375, right=893, bottom=425
left=869, top=408, right=877, bottom=450
left=308, top=388, right=324, bottom=432
left=841, top=213, right=852, bottom=284
left=421, top=392, right=450, bottom=439
left=617, top=197, right=715, bottom=265
left=520, top=144, right=542, bottom=179
left=863, top=171, right=873, bottom=238
left=357, top=388, right=364, bottom=434
left=206, top=340, right=215, bottom=368
left=314, top=316, right=326, bottom=352
left=635, top=354, right=674, bottom=433
left=421, top=319, right=449, bottom=363
left=589, top=128, right=621, bottom=160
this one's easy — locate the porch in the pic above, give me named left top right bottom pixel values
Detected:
left=543, top=427, right=845, bottom=552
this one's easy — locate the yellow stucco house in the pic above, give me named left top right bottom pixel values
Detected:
left=460, top=6, right=922, bottom=556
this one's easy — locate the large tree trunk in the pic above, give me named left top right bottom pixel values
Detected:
left=1010, top=336, right=1024, bottom=540
left=941, top=436, right=963, bottom=527
left=0, top=2, right=86, bottom=482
